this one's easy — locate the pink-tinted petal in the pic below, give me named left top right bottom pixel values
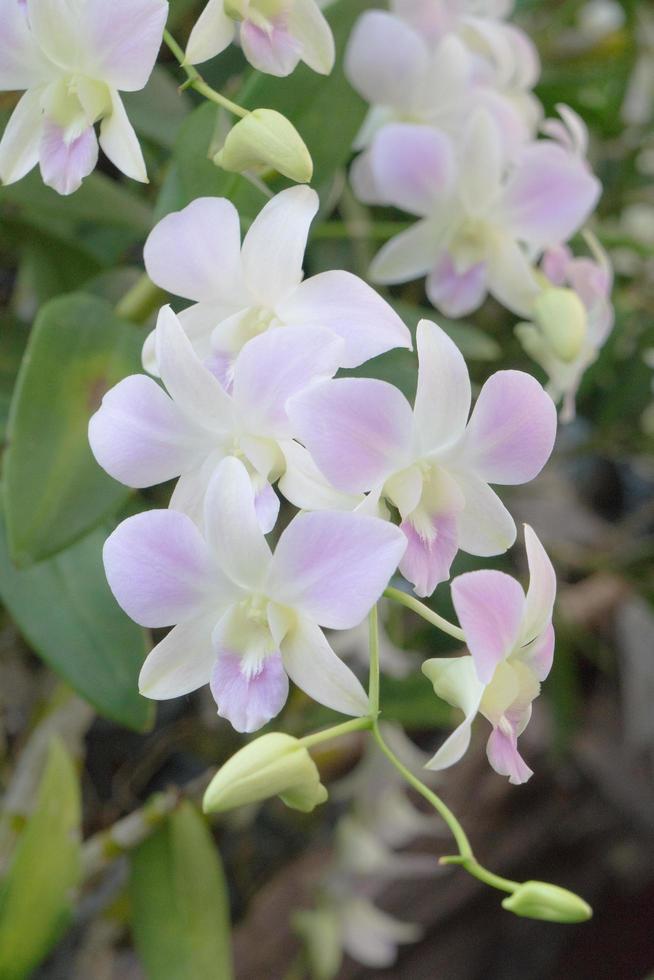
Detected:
left=103, top=510, right=220, bottom=628
left=423, top=656, right=485, bottom=770
left=459, top=109, right=503, bottom=217
left=399, top=512, right=458, bottom=597
left=413, top=320, right=471, bottom=454
left=88, top=374, right=202, bottom=489
left=203, top=456, right=272, bottom=590
left=39, top=123, right=98, bottom=196
left=240, top=17, right=302, bottom=76
left=452, top=569, right=526, bottom=683
left=99, top=90, right=146, bottom=182
left=426, top=254, right=488, bottom=319
left=522, top=623, right=554, bottom=682
left=0, top=88, right=43, bottom=186
left=454, top=474, right=517, bottom=557
left=186, top=0, right=235, bottom=65
left=542, top=244, right=573, bottom=286
left=271, top=511, right=406, bottom=629
left=344, top=10, right=428, bottom=108
left=144, top=197, right=246, bottom=304
left=139, top=611, right=219, bottom=699
left=501, top=143, right=601, bottom=248
left=460, top=370, right=557, bottom=485
left=78, top=0, right=168, bottom=91
left=281, top=616, right=369, bottom=716
left=232, top=325, right=343, bottom=438
left=155, top=306, right=234, bottom=429
left=288, top=378, right=413, bottom=494
left=277, top=270, right=411, bottom=369
left=210, top=651, right=289, bottom=733
left=255, top=481, right=280, bottom=534
left=241, top=185, right=318, bottom=306
left=278, top=440, right=363, bottom=512
left=288, top=0, right=334, bottom=74
left=0, top=0, right=49, bottom=89
left=370, top=218, right=444, bottom=285
left=368, top=123, right=455, bottom=216
left=523, top=524, right=556, bottom=642
left=486, top=725, right=533, bottom=784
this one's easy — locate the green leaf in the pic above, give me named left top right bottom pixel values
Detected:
left=130, top=801, right=233, bottom=980
left=123, top=66, right=193, bottom=150
left=0, top=738, right=81, bottom=980
left=391, top=300, right=502, bottom=362
left=0, top=169, right=153, bottom=237
left=0, top=317, right=28, bottom=444
left=0, top=520, right=153, bottom=731
left=4, top=293, right=144, bottom=565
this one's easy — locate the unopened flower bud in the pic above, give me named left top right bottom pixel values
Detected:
left=203, top=732, right=328, bottom=814
left=502, top=881, right=592, bottom=923
left=214, top=109, right=313, bottom=184
left=533, top=287, right=588, bottom=363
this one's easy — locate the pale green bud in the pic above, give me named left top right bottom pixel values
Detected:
left=214, top=109, right=313, bottom=184
left=203, top=733, right=328, bottom=815
left=532, top=287, right=588, bottom=363
left=502, top=881, right=592, bottom=923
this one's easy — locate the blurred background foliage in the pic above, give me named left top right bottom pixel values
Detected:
left=0, top=0, right=653, bottom=977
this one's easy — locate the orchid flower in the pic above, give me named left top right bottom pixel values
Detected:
left=185, top=0, right=334, bottom=77
left=89, top=305, right=343, bottom=531
left=103, top=456, right=406, bottom=732
left=0, top=0, right=168, bottom=195
left=365, top=110, right=601, bottom=318
left=345, top=10, right=538, bottom=158
left=288, top=319, right=557, bottom=597
left=142, top=186, right=411, bottom=383
left=517, top=239, right=614, bottom=421
left=423, top=524, right=556, bottom=784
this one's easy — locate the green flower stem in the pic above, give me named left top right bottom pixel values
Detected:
left=115, top=274, right=165, bottom=324
left=368, top=602, right=519, bottom=895
left=368, top=603, right=380, bottom=718
left=298, top=716, right=372, bottom=750
left=384, top=587, right=466, bottom=643
left=163, top=30, right=249, bottom=119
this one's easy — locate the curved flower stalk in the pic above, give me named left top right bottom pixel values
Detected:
left=516, top=237, right=615, bottom=421
left=289, top=319, right=557, bottom=596
left=361, top=110, right=601, bottom=318
left=142, top=185, right=411, bottom=382
left=0, top=0, right=168, bottom=194
left=89, top=305, right=343, bottom=529
left=186, top=0, right=335, bottom=77
left=103, top=456, right=406, bottom=732
left=423, top=524, right=556, bottom=784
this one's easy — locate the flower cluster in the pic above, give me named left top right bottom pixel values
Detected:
left=91, top=184, right=558, bottom=787
left=344, top=0, right=614, bottom=418
left=0, top=0, right=168, bottom=194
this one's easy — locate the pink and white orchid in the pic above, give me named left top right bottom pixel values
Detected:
left=345, top=10, right=539, bottom=159
left=104, top=456, right=406, bottom=732
left=288, top=319, right=557, bottom=597
left=89, top=305, right=342, bottom=531
left=0, top=0, right=168, bottom=195
left=143, top=186, right=411, bottom=383
left=423, top=525, right=555, bottom=784
left=186, top=0, right=334, bottom=77
left=365, top=110, right=601, bottom=318
left=517, top=239, right=614, bottom=421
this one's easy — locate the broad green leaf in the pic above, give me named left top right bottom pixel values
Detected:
left=0, top=169, right=153, bottom=235
left=0, top=520, right=153, bottom=731
left=4, top=293, right=144, bottom=564
left=130, top=802, right=233, bottom=980
left=0, top=317, right=28, bottom=443
left=0, top=738, right=81, bottom=980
